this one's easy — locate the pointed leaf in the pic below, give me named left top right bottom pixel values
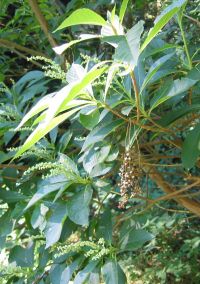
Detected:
left=119, top=0, right=130, bottom=23
left=15, top=106, right=83, bottom=158
left=15, top=93, right=55, bottom=130
left=53, top=35, right=100, bottom=55
left=182, top=124, right=200, bottom=169
left=140, top=53, right=174, bottom=94
left=80, top=109, right=100, bottom=130
left=67, top=185, right=93, bottom=226
left=140, top=0, right=187, bottom=52
left=55, top=8, right=106, bottom=31
left=82, top=119, right=123, bottom=151
left=114, top=21, right=144, bottom=68
left=102, top=260, right=127, bottom=284
left=159, top=104, right=200, bottom=126
left=25, top=175, right=69, bottom=210
left=73, top=260, right=99, bottom=284
left=120, top=229, right=154, bottom=251
left=43, top=64, right=108, bottom=130
left=45, top=203, right=68, bottom=248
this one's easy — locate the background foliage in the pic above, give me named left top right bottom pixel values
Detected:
left=0, top=0, right=200, bottom=283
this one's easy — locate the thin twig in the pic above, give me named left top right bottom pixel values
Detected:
left=0, top=38, right=48, bottom=57
left=130, top=71, right=140, bottom=122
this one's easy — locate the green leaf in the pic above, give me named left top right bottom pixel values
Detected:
left=96, top=207, right=112, bottom=243
left=45, top=203, right=68, bottom=248
left=140, top=0, right=187, bottom=52
left=0, top=190, right=26, bottom=203
left=67, top=185, right=93, bottom=226
left=15, top=93, right=55, bottom=130
left=102, top=260, right=127, bottom=284
left=80, top=109, right=100, bottom=130
left=140, top=53, right=174, bottom=95
left=50, top=257, right=84, bottom=284
left=119, top=0, right=130, bottom=23
left=55, top=8, right=106, bottom=31
left=182, top=124, right=200, bottom=169
left=159, top=105, right=200, bottom=126
left=53, top=35, right=100, bottom=55
left=89, top=267, right=100, bottom=284
left=83, top=144, right=111, bottom=174
left=120, top=229, right=154, bottom=251
left=31, top=204, right=49, bottom=230
left=58, top=153, right=79, bottom=176
left=0, top=211, right=14, bottom=236
left=15, top=106, right=83, bottom=158
left=166, top=77, right=198, bottom=99
left=82, top=119, right=123, bottom=151
left=25, top=175, right=69, bottom=210
left=114, top=21, right=144, bottom=68
left=42, top=64, right=107, bottom=133
left=90, top=163, right=112, bottom=178
left=57, top=130, right=73, bottom=152
left=104, top=63, right=120, bottom=101
left=73, top=260, right=100, bottom=284
left=9, top=242, right=35, bottom=267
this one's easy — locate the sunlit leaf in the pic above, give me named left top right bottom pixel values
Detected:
left=114, top=21, right=144, bottom=68
left=15, top=106, right=84, bottom=158
left=55, top=8, right=107, bottom=31
left=119, top=0, right=130, bottom=23
left=140, top=0, right=187, bottom=52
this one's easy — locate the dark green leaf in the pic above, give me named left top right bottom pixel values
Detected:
left=82, top=119, right=123, bottom=151
left=50, top=256, right=83, bottom=284
left=67, top=185, right=93, bottom=226
left=120, top=229, right=154, bottom=251
left=182, top=124, right=200, bottom=169
left=25, top=175, right=69, bottom=210
left=96, top=207, right=112, bottom=243
left=0, top=190, right=26, bottom=203
left=159, top=105, right=200, bottom=126
left=9, top=242, right=35, bottom=267
left=102, top=260, right=127, bottom=284
left=45, top=203, right=68, bottom=248
left=73, top=260, right=100, bottom=284
left=80, top=109, right=100, bottom=130
left=114, top=21, right=144, bottom=68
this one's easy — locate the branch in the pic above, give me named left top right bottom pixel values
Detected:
left=28, top=0, right=57, bottom=48
left=146, top=161, right=200, bottom=216
left=184, top=14, right=200, bottom=27
left=8, top=48, right=43, bottom=68
left=130, top=71, right=140, bottom=122
left=0, top=164, right=28, bottom=171
left=0, top=39, right=48, bottom=57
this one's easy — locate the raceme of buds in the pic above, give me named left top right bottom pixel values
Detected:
left=118, top=149, right=141, bottom=208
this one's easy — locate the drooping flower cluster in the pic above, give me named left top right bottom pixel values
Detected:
left=118, top=149, right=141, bottom=208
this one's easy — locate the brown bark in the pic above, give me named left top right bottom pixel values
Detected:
left=28, top=0, right=57, bottom=48
left=147, top=163, right=200, bottom=216
left=0, top=39, right=47, bottom=57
